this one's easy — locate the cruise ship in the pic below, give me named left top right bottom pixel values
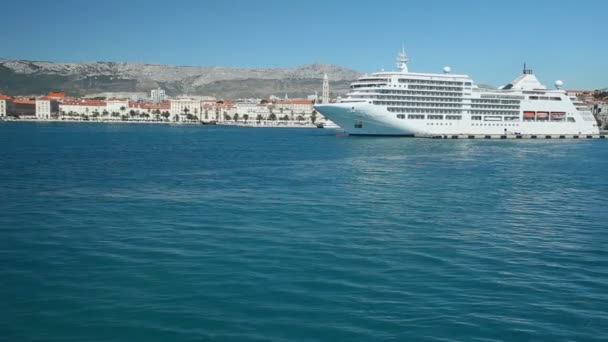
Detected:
left=314, top=49, right=599, bottom=136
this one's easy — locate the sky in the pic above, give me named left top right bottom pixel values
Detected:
left=3, top=0, right=607, bottom=89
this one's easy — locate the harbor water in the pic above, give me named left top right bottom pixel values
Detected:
left=1, top=122, right=607, bottom=341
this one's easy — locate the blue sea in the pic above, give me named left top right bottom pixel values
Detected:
left=1, top=122, right=607, bottom=341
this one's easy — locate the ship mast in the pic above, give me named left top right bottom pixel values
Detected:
left=396, top=47, right=409, bottom=73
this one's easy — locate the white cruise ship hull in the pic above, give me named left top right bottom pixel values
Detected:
left=315, top=103, right=416, bottom=136
left=316, top=102, right=598, bottom=136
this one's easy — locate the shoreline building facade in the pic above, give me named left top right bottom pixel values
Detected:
left=35, top=97, right=59, bottom=119
left=0, top=94, right=14, bottom=118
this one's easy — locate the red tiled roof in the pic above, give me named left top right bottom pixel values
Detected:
left=13, top=99, right=36, bottom=105
left=47, top=91, right=66, bottom=98
left=61, top=100, right=106, bottom=106
left=128, top=101, right=170, bottom=110
left=0, top=94, right=12, bottom=100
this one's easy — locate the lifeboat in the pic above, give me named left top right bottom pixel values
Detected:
left=523, top=111, right=536, bottom=118
left=536, top=111, right=549, bottom=119
left=551, top=112, right=565, bottom=118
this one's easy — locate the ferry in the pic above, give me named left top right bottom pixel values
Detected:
left=314, top=49, right=599, bottom=136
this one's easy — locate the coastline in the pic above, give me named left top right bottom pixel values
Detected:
left=0, top=117, right=320, bottom=128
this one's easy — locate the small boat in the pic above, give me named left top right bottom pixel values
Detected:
left=316, top=120, right=341, bottom=129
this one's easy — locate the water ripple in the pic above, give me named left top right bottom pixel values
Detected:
left=1, top=123, right=608, bottom=341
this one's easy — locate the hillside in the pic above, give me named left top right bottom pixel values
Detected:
left=0, top=59, right=361, bottom=98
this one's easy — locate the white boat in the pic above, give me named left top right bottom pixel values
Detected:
left=316, top=119, right=341, bottom=129
left=314, top=49, right=599, bottom=136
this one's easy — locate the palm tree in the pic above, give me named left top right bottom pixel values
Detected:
left=233, top=113, right=239, bottom=122
left=269, top=113, right=277, bottom=121
left=311, top=110, right=317, bottom=124
left=243, top=114, right=249, bottom=123
left=256, top=114, right=263, bottom=123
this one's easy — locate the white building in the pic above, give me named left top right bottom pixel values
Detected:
left=275, top=99, right=314, bottom=114
left=106, top=99, right=129, bottom=115
left=170, top=99, right=202, bottom=121
left=150, top=88, right=167, bottom=103
left=59, top=100, right=106, bottom=117
left=233, top=102, right=270, bottom=119
left=35, top=98, right=52, bottom=119
left=0, top=95, right=12, bottom=117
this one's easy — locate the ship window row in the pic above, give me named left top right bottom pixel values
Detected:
left=470, top=115, right=524, bottom=122
left=523, top=117, right=574, bottom=122
left=408, top=85, right=463, bottom=92
left=528, top=96, right=562, bottom=101
left=470, top=110, right=519, bottom=115
left=376, top=95, right=462, bottom=102
left=471, top=105, right=520, bottom=110
left=480, top=95, right=526, bottom=100
left=377, top=101, right=462, bottom=108
left=398, top=79, right=465, bottom=86
left=479, top=116, right=521, bottom=122
left=472, top=123, right=520, bottom=126
left=377, top=92, right=463, bottom=99
left=379, top=90, right=463, bottom=97
left=358, top=78, right=390, bottom=82
left=388, top=107, right=461, bottom=114
left=472, top=99, right=520, bottom=104
left=351, top=84, right=386, bottom=89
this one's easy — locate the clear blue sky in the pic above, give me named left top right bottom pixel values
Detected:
left=3, top=0, right=607, bottom=89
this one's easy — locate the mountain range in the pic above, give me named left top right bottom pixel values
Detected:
left=0, top=59, right=362, bottom=99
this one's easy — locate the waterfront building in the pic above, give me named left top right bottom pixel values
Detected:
left=59, top=99, right=106, bottom=117
left=0, top=94, right=14, bottom=117
left=276, top=99, right=314, bottom=114
left=170, top=98, right=202, bottom=121
left=12, top=98, right=37, bottom=117
left=234, top=101, right=269, bottom=120
left=106, top=99, right=130, bottom=117
left=128, top=100, right=171, bottom=120
left=150, top=88, right=167, bottom=103
left=35, top=97, right=59, bottom=119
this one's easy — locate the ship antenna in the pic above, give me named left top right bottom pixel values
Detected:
left=396, top=46, right=409, bottom=73
left=523, top=62, right=526, bottom=74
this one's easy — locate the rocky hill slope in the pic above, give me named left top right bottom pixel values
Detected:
left=0, top=59, right=361, bottom=98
